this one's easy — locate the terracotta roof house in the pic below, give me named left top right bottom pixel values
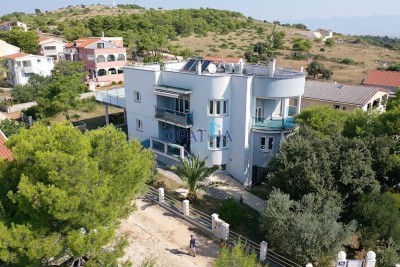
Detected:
left=0, top=21, right=28, bottom=32
left=0, top=130, right=13, bottom=161
left=64, top=37, right=126, bottom=85
left=363, top=70, right=400, bottom=94
left=300, top=80, right=390, bottom=112
left=37, top=36, right=66, bottom=61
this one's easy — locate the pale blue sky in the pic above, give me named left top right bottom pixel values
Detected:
left=1, top=0, right=400, bottom=21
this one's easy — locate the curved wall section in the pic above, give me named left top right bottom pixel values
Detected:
left=253, top=76, right=305, bottom=98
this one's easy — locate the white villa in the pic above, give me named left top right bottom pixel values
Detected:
left=6, top=53, right=54, bottom=86
left=38, top=37, right=67, bottom=61
left=97, top=58, right=305, bottom=186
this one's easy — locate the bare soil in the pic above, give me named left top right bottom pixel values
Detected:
left=117, top=198, right=219, bottom=267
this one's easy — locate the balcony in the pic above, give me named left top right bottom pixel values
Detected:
left=150, top=137, right=192, bottom=162
left=252, top=116, right=297, bottom=131
left=154, top=106, right=193, bottom=128
left=95, top=88, right=126, bottom=108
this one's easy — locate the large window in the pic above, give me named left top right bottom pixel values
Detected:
left=97, top=43, right=104, bottom=49
left=117, top=54, right=126, bottom=61
left=208, top=135, right=228, bottom=150
left=208, top=100, right=228, bottom=116
left=107, top=55, right=116, bottom=62
left=44, top=46, right=56, bottom=50
left=96, top=55, right=106, bottom=63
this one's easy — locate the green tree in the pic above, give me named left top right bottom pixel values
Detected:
left=175, top=156, right=218, bottom=200
left=354, top=193, right=400, bottom=248
left=260, top=190, right=356, bottom=264
left=306, top=61, right=332, bottom=79
left=6, top=28, right=39, bottom=54
left=0, top=124, right=154, bottom=266
left=386, top=89, right=400, bottom=111
left=218, top=198, right=245, bottom=227
left=11, top=74, right=51, bottom=103
left=0, top=119, right=22, bottom=137
left=325, top=38, right=335, bottom=47
left=296, top=105, right=349, bottom=136
left=214, top=239, right=261, bottom=267
left=292, top=38, right=312, bottom=52
left=376, top=239, right=400, bottom=267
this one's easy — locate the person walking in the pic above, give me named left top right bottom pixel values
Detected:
left=189, top=234, right=196, bottom=257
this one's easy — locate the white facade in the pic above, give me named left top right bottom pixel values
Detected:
left=7, top=54, right=54, bottom=86
left=0, top=40, right=20, bottom=58
left=0, top=21, right=28, bottom=32
left=38, top=38, right=66, bottom=61
left=124, top=59, right=305, bottom=186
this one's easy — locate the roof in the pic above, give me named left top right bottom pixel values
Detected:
left=0, top=131, right=13, bottom=161
left=363, top=70, right=400, bottom=88
left=38, top=36, right=51, bottom=42
left=304, top=80, right=390, bottom=106
left=6, top=52, right=30, bottom=59
left=0, top=21, right=12, bottom=26
left=203, top=56, right=243, bottom=64
left=65, top=38, right=101, bottom=48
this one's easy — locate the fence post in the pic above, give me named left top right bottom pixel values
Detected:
left=305, top=264, right=313, bottom=267
left=212, top=213, right=218, bottom=230
left=364, top=251, right=376, bottom=267
left=221, top=222, right=229, bottom=240
left=336, top=251, right=347, bottom=267
left=260, top=241, right=268, bottom=261
left=158, top=188, right=164, bottom=203
left=183, top=200, right=189, bottom=216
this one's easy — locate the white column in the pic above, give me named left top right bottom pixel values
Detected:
left=260, top=241, right=268, bottom=261
left=211, top=213, right=219, bottom=231
left=158, top=188, right=164, bottom=203
left=221, top=222, right=229, bottom=240
left=105, top=104, right=109, bottom=125
left=296, top=95, right=302, bottom=115
left=182, top=200, right=189, bottom=216
left=305, top=264, right=313, bottom=267
left=336, top=251, right=347, bottom=267
left=365, top=251, right=376, bottom=267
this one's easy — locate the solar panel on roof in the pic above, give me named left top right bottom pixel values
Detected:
left=181, top=59, right=196, bottom=71
left=201, top=60, right=212, bottom=73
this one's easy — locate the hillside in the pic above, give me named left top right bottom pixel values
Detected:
left=2, top=4, right=399, bottom=84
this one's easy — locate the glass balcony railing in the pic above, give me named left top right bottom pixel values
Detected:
left=154, top=106, right=193, bottom=127
left=252, top=116, right=297, bottom=130
left=149, top=137, right=192, bottom=162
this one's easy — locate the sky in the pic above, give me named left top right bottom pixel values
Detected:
left=1, top=0, right=400, bottom=21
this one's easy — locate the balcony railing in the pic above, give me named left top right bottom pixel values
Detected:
left=252, top=116, right=297, bottom=130
left=150, top=137, right=192, bottom=161
left=154, top=106, right=193, bottom=127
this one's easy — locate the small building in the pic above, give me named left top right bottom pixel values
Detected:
left=0, top=21, right=28, bottom=32
left=301, top=80, right=390, bottom=112
left=97, top=58, right=305, bottom=186
left=0, top=40, right=20, bottom=58
left=297, top=28, right=333, bottom=41
left=6, top=53, right=54, bottom=86
left=64, top=37, right=126, bottom=85
left=362, top=70, right=400, bottom=94
left=38, top=37, right=66, bottom=61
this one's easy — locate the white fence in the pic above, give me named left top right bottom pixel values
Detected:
left=0, top=101, right=37, bottom=113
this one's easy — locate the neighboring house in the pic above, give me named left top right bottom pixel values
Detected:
left=297, top=28, right=333, bottom=41
left=6, top=53, right=54, bottom=86
left=0, top=130, right=13, bottom=161
left=97, top=58, right=305, bottom=186
left=0, top=40, right=20, bottom=58
left=0, top=21, right=28, bottom=32
left=301, top=80, right=390, bottom=112
left=64, top=37, right=126, bottom=85
left=38, top=37, right=66, bottom=61
left=362, top=70, right=400, bottom=94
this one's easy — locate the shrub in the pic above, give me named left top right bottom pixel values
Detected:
left=292, top=38, right=312, bottom=52
left=118, top=81, right=124, bottom=84
left=218, top=198, right=245, bottom=226
left=320, top=47, right=325, bottom=52
left=219, top=43, right=228, bottom=49
left=325, top=38, right=335, bottom=47
left=111, top=81, right=117, bottom=85
left=340, top=58, right=356, bottom=65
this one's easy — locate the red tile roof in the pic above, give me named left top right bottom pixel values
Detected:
left=6, top=53, right=29, bottom=60
left=0, top=131, right=13, bottom=161
left=204, top=56, right=243, bottom=64
left=363, top=70, right=400, bottom=88
left=65, top=38, right=101, bottom=48
left=0, top=21, right=12, bottom=27
left=38, top=36, right=51, bottom=42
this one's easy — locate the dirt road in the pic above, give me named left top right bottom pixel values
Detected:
left=118, top=198, right=219, bottom=267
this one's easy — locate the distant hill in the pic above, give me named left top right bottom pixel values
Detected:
left=290, top=15, right=400, bottom=37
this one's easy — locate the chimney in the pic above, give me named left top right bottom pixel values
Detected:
left=196, top=60, right=202, bottom=75
left=268, top=58, right=276, bottom=77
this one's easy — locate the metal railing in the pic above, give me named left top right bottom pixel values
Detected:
left=154, top=106, right=193, bottom=127
left=144, top=186, right=301, bottom=267
left=95, top=88, right=126, bottom=108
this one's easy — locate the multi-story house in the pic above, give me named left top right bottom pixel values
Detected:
left=64, top=37, right=126, bottom=85
left=6, top=53, right=54, bottom=86
left=0, top=21, right=28, bottom=32
left=38, top=37, right=66, bottom=61
left=121, top=59, right=305, bottom=186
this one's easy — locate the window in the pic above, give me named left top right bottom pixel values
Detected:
left=209, top=135, right=228, bottom=149
left=342, top=106, right=347, bottom=111
left=24, top=73, right=34, bottom=78
left=37, top=59, right=41, bottom=63
left=47, top=58, right=52, bottom=63
left=261, top=136, right=274, bottom=152
left=87, top=54, right=95, bottom=61
left=117, top=54, right=126, bottom=61
left=97, top=55, right=106, bottom=63
left=136, top=119, right=143, bottom=131
left=97, top=43, right=105, bottom=49
left=107, top=55, right=116, bottom=62
left=44, top=46, right=56, bottom=50
left=134, top=91, right=141, bottom=102
left=16, top=61, right=21, bottom=67
left=334, top=105, right=340, bottom=109
left=209, top=100, right=228, bottom=116
left=209, top=136, right=214, bottom=148
left=216, top=136, right=221, bottom=148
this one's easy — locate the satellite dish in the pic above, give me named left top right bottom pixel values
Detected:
left=207, top=63, right=217, bottom=74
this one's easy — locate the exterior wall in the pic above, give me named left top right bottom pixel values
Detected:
left=39, top=40, right=66, bottom=61
left=252, top=131, right=282, bottom=167
left=7, top=56, right=54, bottom=86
